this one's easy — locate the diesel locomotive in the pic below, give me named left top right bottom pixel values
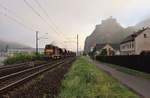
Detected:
left=44, top=44, right=76, bottom=59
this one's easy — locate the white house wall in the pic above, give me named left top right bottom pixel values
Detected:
left=102, top=44, right=116, bottom=56
left=120, top=41, right=135, bottom=55
left=135, top=29, right=150, bottom=54
left=102, top=44, right=114, bottom=50
left=95, top=44, right=118, bottom=56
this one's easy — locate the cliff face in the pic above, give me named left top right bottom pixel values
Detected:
left=84, top=17, right=137, bottom=53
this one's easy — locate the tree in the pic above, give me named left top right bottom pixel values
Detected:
left=5, top=45, right=9, bottom=52
left=100, top=49, right=107, bottom=56
left=88, top=47, right=97, bottom=59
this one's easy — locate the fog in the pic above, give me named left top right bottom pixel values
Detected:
left=0, top=0, right=150, bottom=51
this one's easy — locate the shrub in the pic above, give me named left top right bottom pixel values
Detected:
left=3, top=52, right=44, bottom=65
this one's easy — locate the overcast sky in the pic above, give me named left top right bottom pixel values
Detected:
left=0, top=0, right=150, bottom=51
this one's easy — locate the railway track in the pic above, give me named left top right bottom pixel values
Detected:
left=0, top=57, right=75, bottom=95
left=0, top=60, right=52, bottom=77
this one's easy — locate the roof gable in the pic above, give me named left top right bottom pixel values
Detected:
left=95, top=44, right=106, bottom=50
left=95, top=43, right=120, bottom=50
left=121, top=27, right=150, bottom=44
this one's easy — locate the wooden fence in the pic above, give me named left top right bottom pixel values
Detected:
left=96, top=55, right=150, bottom=73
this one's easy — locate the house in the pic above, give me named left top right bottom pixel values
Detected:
left=120, top=27, right=150, bottom=55
left=94, top=43, right=120, bottom=56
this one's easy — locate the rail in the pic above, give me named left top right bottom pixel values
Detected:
left=0, top=57, right=75, bottom=94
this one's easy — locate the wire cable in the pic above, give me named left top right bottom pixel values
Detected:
left=33, top=0, right=76, bottom=48
left=0, top=3, right=35, bottom=31
left=24, top=0, right=67, bottom=41
left=33, top=0, right=66, bottom=38
left=0, top=11, right=34, bottom=31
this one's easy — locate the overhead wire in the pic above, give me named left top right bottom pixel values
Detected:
left=0, top=3, right=35, bottom=31
left=33, top=0, right=68, bottom=40
left=0, top=1, right=65, bottom=48
left=33, top=0, right=77, bottom=49
left=23, top=0, right=69, bottom=47
left=0, top=3, right=57, bottom=46
left=0, top=1, right=73, bottom=49
left=0, top=12, right=34, bottom=31
left=23, top=0, right=67, bottom=41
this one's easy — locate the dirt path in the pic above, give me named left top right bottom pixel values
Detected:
left=88, top=58, right=150, bottom=98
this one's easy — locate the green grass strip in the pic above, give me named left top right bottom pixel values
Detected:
left=58, top=57, right=139, bottom=98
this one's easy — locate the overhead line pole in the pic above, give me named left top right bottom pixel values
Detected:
left=36, top=31, right=38, bottom=54
left=24, top=0, right=67, bottom=42
left=77, top=34, right=79, bottom=56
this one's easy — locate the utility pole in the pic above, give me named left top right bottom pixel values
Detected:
left=77, top=34, right=79, bottom=56
left=36, top=31, right=38, bottom=55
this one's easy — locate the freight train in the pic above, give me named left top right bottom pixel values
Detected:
left=44, top=44, right=76, bottom=59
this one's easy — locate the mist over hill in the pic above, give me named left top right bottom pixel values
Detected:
left=0, top=40, right=31, bottom=50
left=84, top=17, right=138, bottom=53
left=136, top=17, right=150, bottom=28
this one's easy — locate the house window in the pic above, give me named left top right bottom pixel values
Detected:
left=130, top=43, right=131, bottom=48
left=133, top=43, right=135, bottom=48
left=127, top=44, right=129, bottom=48
left=121, top=45, right=124, bottom=49
left=122, top=46, right=124, bottom=49
left=123, top=45, right=125, bottom=49
left=144, top=34, right=147, bottom=38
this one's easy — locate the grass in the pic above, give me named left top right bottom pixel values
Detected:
left=57, top=57, right=139, bottom=98
left=100, top=62, right=150, bottom=80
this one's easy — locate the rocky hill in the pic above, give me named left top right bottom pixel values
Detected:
left=84, top=17, right=138, bottom=53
